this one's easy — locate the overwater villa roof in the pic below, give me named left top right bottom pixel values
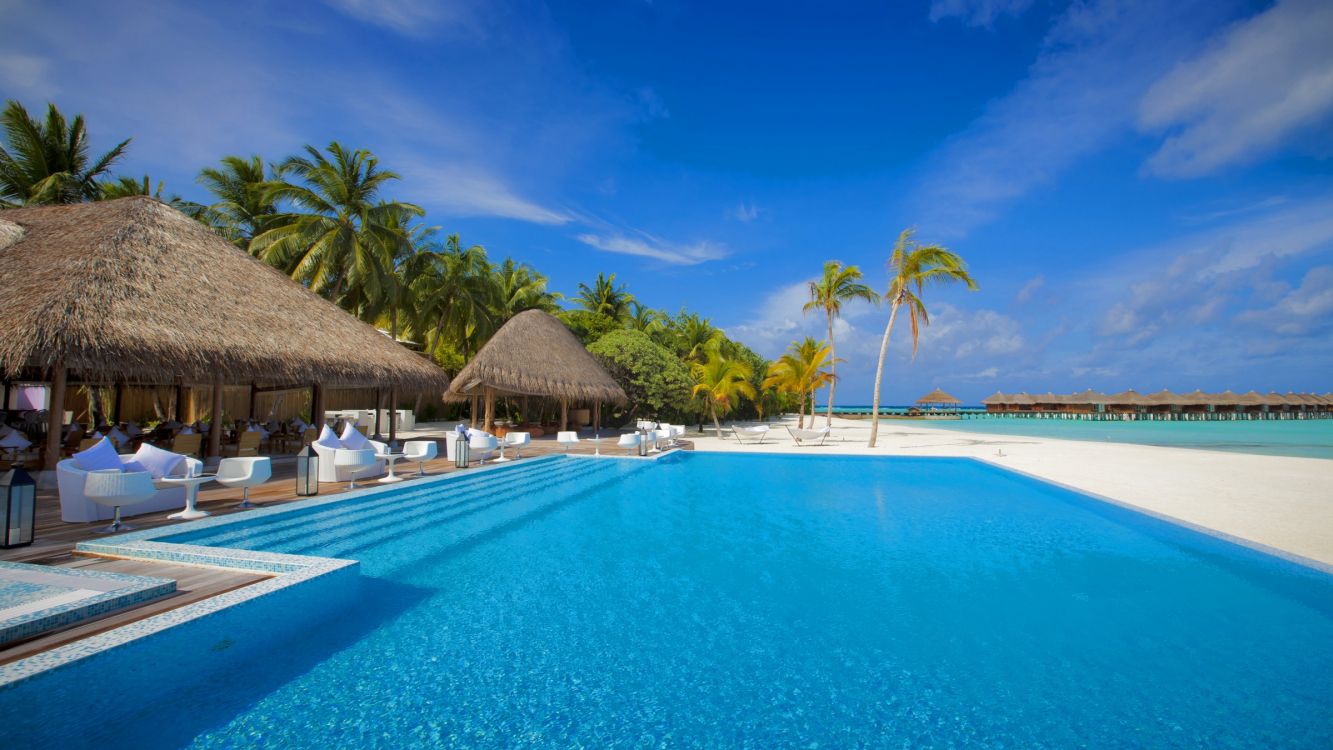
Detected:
left=916, top=388, right=961, bottom=405
left=0, top=197, right=449, bottom=390
left=1106, top=390, right=1147, bottom=405
left=1140, top=389, right=1179, bottom=406
left=446, top=309, right=627, bottom=404
left=981, top=392, right=1009, bottom=405
left=979, top=388, right=1330, bottom=409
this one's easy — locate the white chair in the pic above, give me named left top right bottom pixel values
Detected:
left=505, top=431, right=531, bottom=460
left=617, top=433, right=640, bottom=455
left=644, top=429, right=660, bottom=453
left=83, top=470, right=157, bottom=533
left=311, top=437, right=387, bottom=482
left=333, top=448, right=378, bottom=489
left=469, top=433, right=498, bottom=465
left=403, top=440, right=438, bottom=476
left=216, top=457, right=272, bottom=509
left=556, top=431, right=579, bottom=451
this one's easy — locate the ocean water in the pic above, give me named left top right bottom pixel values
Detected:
left=12, top=453, right=1333, bottom=748
left=893, top=416, right=1333, bottom=459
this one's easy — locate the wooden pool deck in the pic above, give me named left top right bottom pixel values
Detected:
left=1, top=433, right=685, bottom=663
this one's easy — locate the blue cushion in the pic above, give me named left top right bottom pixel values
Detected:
left=72, top=437, right=123, bottom=472
left=132, top=443, right=185, bottom=480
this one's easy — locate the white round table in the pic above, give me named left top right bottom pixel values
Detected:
left=375, top=452, right=406, bottom=483
left=162, top=474, right=216, bottom=520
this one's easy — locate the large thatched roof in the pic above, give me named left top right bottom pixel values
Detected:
left=447, top=309, right=627, bottom=404
left=0, top=197, right=448, bottom=389
left=916, top=388, right=960, bottom=405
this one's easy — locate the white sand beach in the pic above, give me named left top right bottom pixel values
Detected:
left=690, top=416, right=1333, bottom=569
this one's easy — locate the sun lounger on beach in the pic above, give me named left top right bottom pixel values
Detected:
left=786, top=426, right=831, bottom=446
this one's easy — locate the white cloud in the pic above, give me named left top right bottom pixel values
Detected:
left=0, top=52, right=53, bottom=94
left=1015, top=274, right=1045, bottom=303
left=731, top=201, right=762, bottom=223
left=323, top=0, right=483, bottom=38
left=577, top=231, right=728, bottom=266
left=400, top=162, right=571, bottom=224
left=1139, top=0, right=1333, bottom=178
left=929, top=0, right=1033, bottom=28
left=1236, top=265, right=1333, bottom=335
left=918, top=304, right=1026, bottom=360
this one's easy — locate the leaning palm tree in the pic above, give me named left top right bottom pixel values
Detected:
left=691, top=346, right=756, bottom=437
left=0, top=100, right=130, bottom=206
left=803, top=260, right=878, bottom=428
left=868, top=229, right=977, bottom=447
left=250, top=143, right=422, bottom=306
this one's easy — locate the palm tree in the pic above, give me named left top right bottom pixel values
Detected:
left=672, top=311, right=724, bottom=363
left=763, top=337, right=834, bottom=428
left=868, top=229, right=977, bottom=447
left=627, top=301, right=663, bottom=333
left=196, top=155, right=281, bottom=249
left=574, top=272, right=635, bottom=320
left=0, top=100, right=130, bottom=206
left=96, top=174, right=201, bottom=215
left=691, top=344, right=756, bottom=437
left=804, top=260, right=878, bottom=428
left=410, top=234, right=493, bottom=364
left=492, top=257, right=559, bottom=322
left=250, top=143, right=422, bottom=305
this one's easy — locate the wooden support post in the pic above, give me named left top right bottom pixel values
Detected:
left=248, top=383, right=258, bottom=420
left=470, top=395, right=478, bottom=428
left=483, top=387, right=496, bottom=433
left=112, top=382, right=124, bottom=424
left=521, top=395, right=529, bottom=426
left=43, top=362, right=67, bottom=475
left=175, top=382, right=187, bottom=423
left=374, top=388, right=383, bottom=439
left=593, top=401, right=601, bottom=432
left=311, top=383, right=325, bottom=429
left=1, top=379, right=9, bottom=411
left=208, top=375, right=224, bottom=460
left=388, top=387, right=398, bottom=444
left=561, top=399, right=568, bottom=432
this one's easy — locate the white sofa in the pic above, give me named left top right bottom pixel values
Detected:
left=57, top=456, right=204, bottom=523
left=312, top=438, right=387, bottom=483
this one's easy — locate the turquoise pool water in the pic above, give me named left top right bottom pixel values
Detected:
left=7, top=453, right=1332, bottom=748
left=897, top=417, right=1333, bottom=459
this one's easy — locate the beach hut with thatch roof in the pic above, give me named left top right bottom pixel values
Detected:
left=446, top=309, right=627, bottom=432
left=0, top=197, right=449, bottom=474
left=915, top=388, right=961, bottom=408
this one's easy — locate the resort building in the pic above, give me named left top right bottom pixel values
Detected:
left=981, top=389, right=1333, bottom=419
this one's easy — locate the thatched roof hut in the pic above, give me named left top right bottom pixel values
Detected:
left=1141, top=389, right=1179, bottom=407
left=981, top=391, right=1009, bottom=406
left=0, top=197, right=449, bottom=466
left=0, top=198, right=446, bottom=389
left=446, top=309, right=626, bottom=431
left=915, top=388, right=960, bottom=406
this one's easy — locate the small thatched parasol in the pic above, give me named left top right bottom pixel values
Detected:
left=915, top=388, right=961, bottom=406
left=447, top=309, right=627, bottom=431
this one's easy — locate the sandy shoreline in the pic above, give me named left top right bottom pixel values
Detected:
left=688, top=415, right=1333, bottom=569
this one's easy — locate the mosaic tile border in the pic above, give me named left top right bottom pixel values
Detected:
left=0, top=561, right=176, bottom=646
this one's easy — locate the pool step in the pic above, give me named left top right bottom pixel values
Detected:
left=180, top=455, right=574, bottom=548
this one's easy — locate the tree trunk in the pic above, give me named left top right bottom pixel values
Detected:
left=826, top=316, right=836, bottom=428
left=43, top=362, right=67, bottom=474
left=797, top=390, right=805, bottom=429
left=868, top=300, right=902, bottom=448
left=711, top=402, right=722, bottom=438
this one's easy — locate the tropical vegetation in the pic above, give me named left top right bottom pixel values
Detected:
left=804, top=261, right=877, bottom=428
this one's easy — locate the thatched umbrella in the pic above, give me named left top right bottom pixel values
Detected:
left=0, top=197, right=449, bottom=469
left=915, top=388, right=961, bottom=406
left=446, top=310, right=626, bottom=432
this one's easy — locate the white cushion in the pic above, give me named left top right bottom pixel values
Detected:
left=339, top=422, right=370, bottom=450
left=132, top=443, right=186, bottom=479
left=314, top=425, right=343, bottom=450
left=72, top=437, right=123, bottom=472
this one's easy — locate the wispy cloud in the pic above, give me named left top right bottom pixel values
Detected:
left=400, top=162, right=571, bottom=224
left=323, top=0, right=484, bottom=38
left=1015, top=274, right=1045, bottom=304
left=0, top=52, right=53, bottom=94
left=577, top=231, right=728, bottom=265
left=916, top=0, right=1233, bottom=236
left=1138, top=0, right=1333, bottom=178
left=928, top=0, right=1034, bottom=28
left=731, top=201, right=762, bottom=222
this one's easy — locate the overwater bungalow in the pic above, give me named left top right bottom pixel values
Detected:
left=978, top=387, right=1331, bottom=420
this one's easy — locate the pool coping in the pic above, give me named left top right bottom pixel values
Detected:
left=0, top=561, right=177, bottom=646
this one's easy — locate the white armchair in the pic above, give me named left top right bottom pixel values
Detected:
left=403, top=440, right=438, bottom=476
left=556, top=431, right=579, bottom=451
left=469, top=433, right=498, bottom=465
left=83, top=470, right=157, bottom=533
left=311, top=439, right=387, bottom=483
left=57, top=456, right=204, bottom=523
left=617, top=433, right=641, bottom=455
left=504, top=431, right=531, bottom=460
left=216, top=457, right=272, bottom=508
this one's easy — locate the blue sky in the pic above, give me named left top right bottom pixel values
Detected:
left=3, top=0, right=1332, bottom=403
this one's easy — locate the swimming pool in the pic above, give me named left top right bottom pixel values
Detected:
left=4, top=452, right=1331, bottom=748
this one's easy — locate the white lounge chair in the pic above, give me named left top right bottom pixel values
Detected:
left=733, top=425, right=770, bottom=444
left=505, top=431, right=531, bottom=460
left=786, top=425, right=831, bottom=446
left=83, top=470, right=157, bottom=533
left=403, top=440, right=438, bottom=476
left=617, top=433, right=641, bottom=455
left=216, top=457, right=272, bottom=509
left=557, top=431, right=579, bottom=451
left=469, top=433, right=498, bottom=465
